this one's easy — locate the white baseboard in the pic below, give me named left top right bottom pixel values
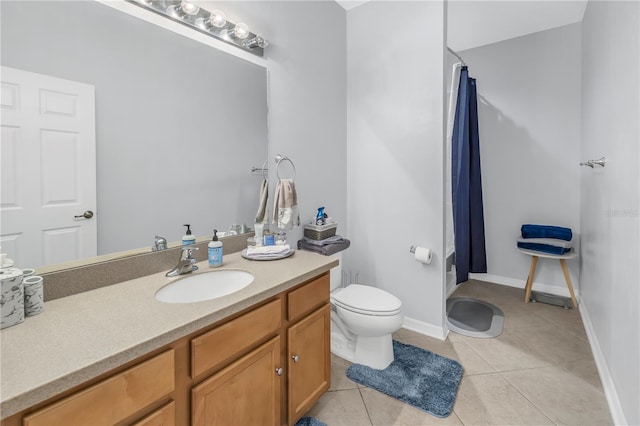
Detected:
left=402, top=316, right=447, bottom=341
left=468, top=272, right=578, bottom=299
left=579, top=302, right=627, bottom=425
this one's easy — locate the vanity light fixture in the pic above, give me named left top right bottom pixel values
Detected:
left=128, top=0, right=268, bottom=56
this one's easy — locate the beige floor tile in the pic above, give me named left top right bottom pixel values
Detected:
left=360, top=388, right=463, bottom=426
left=502, top=365, right=613, bottom=425
left=330, top=354, right=359, bottom=391
left=457, top=328, right=553, bottom=372
left=306, top=389, right=372, bottom=426
left=453, top=373, right=554, bottom=425
left=516, top=323, right=593, bottom=365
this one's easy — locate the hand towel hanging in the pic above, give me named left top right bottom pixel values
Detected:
left=255, top=178, right=269, bottom=224
left=272, top=178, right=300, bottom=230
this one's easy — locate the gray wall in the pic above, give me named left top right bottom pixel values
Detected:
left=211, top=1, right=348, bottom=243
left=1, top=1, right=267, bottom=255
left=457, top=24, right=582, bottom=295
left=581, top=1, right=640, bottom=423
left=347, top=1, right=447, bottom=336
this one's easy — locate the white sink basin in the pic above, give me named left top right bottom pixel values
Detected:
left=155, top=270, right=254, bottom=303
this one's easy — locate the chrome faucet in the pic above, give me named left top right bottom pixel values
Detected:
left=152, top=235, right=168, bottom=251
left=166, top=246, right=199, bottom=277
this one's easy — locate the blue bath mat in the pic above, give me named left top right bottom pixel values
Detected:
left=294, top=417, right=326, bottom=426
left=346, top=340, right=463, bottom=418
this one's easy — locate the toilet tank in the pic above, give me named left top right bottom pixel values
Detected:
left=329, top=252, right=343, bottom=292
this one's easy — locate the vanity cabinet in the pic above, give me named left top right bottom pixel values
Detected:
left=192, top=336, right=282, bottom=426
left=287, top=305, right=331, bottom=424
left=2, top=272, right=331, bottom=426
left=22, top=350, right=175, bottom=426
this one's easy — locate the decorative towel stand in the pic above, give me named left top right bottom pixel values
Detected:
left=275, top=154, right=296, bottom=180
left=517, top=248, right=578, bottom=308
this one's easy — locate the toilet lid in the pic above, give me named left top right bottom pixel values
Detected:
left=331, top=284, right=402, bottom=315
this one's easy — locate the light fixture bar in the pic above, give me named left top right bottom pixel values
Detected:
left=127, top=0, right=268, bottom=57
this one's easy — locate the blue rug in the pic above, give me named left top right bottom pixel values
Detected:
left=346, top=340, right=463, bottom=418
left=294, top=417, right=326, bottom=426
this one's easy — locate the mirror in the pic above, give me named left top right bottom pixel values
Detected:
left=0, top=1, right=268, bottom=270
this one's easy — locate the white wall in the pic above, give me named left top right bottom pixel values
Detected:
left=457, top=24, right=583, bottom=296
left=580, top=1, right=640, bottom=424
left=204, top=1, right=348, bottom=242
left=346, top=1, right=447, bottom=338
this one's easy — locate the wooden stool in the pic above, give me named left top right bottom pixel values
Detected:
left=517, top=248, right=578, bottom=308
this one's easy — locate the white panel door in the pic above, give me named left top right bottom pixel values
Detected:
left=1, top=66, right=96, bottom=268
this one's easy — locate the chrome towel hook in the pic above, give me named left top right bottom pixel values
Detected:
left=580, top=157, right=606, bottom=168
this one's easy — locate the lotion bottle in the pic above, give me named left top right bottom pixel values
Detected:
left=182, top=224, right=196, bottom=246
left=208, top=230, right=223, bottom=267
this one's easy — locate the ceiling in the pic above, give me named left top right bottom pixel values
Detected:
left=335, top=0, right=588, bottom=52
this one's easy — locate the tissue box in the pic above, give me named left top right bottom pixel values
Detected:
left=304, top=222, right=338, bottom=240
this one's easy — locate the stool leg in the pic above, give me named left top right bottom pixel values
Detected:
left=524, top=256, right=538, bottom=303
left=560, top=259, right=578, bottom=308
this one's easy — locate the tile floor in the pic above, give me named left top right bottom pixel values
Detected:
left=306, top=280, right=613, bottom=425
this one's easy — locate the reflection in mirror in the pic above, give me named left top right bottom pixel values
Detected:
left=0, top=0, right=268, bottom=270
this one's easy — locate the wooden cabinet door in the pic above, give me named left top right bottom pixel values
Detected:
left=287, top=304, right=330, bottom=425
left=192, top=336, right=282, bottom=426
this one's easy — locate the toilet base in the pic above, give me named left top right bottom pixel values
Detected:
left=354, top=334, right=394, bottom=370
left=331, top=320, right=395, bottom=370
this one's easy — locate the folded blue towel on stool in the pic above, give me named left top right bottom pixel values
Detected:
left=517, top=242, right=572, bottom=255
left=521, top=224, right=572, bottom=241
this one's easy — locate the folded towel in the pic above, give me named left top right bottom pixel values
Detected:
left=521, top=224, right=572, bottom=241
left=246, top=244, right=291, bottom=259
left=516, top=237, right=572, bottom=249
left=517, top=242, right=572, bottom=255
left=298, top=239, right=350, bottom=256
left=302, top=235, right=345, bottom=247
left=273, top=179, right=300, bottom=230
left=255, top=178, right=269, bottom=224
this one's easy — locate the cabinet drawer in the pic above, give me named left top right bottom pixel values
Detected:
left=191, top=298, right=282, bottom=378
left=23, top=350, right=175, bottom=426
left=287, top=273, right=329, bottom=322
left=131, top=400, right=175, bottom=426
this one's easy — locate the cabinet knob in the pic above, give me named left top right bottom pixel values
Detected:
left=275, top=367, right=283, bottom=376
left=292, top=355, right=300, bottom=363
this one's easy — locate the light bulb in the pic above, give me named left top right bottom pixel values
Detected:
left=180, top=1, right=199, bottom=15
left=233, top=23, right=250, bottom=40
left=208, top=10, right=227, bottom=28
left=167, top=1, right=199, bottom=17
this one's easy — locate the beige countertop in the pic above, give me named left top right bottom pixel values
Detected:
left=0, top=250, right=338, bottom=419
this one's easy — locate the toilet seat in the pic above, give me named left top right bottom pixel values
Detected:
left=331, top=284, right=402, bottom=316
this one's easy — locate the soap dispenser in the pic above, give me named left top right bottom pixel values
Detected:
left=182, top=224, right=196, bottom=246
left=208, top=230, right=223, bottom=268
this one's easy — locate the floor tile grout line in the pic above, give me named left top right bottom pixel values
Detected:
left=498, top=370, right=559, bottom=426
left=357, top=387, right=374, bottom=426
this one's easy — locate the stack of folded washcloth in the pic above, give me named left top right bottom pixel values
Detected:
left=245, top=244, right=292, bottom=260
left=297, top=235, right=351, bottom=256
left=517, top=224, right=573, bottom=255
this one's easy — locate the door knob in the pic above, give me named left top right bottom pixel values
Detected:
left=275, top=367, right=283, bottom=376
left=292, top=355, right=300, bottom=363
left=74, top=210, right=94, bottom=219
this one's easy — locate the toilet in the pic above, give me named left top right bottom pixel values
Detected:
left=329, top=253, right=404, bottom=370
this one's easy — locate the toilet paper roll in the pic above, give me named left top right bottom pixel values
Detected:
left=413, top=246, right=432, bottom=264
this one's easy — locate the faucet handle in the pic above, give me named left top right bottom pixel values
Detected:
left=180, top=245, right=199, bottom=260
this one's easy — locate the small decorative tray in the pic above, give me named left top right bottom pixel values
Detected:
left=241, top=248, right=295, bottom=261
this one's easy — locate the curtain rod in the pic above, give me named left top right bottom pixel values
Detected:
left=447, top=47, right=466, bottom=66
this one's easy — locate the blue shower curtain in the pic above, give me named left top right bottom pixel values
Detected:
left=452, top=66, right=487, bottom=284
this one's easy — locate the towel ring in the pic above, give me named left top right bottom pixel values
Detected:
left=275, top=154, right=296, bottom=180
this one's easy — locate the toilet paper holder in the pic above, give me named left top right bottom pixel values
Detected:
left=409, top=245, right=417, bottom=254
